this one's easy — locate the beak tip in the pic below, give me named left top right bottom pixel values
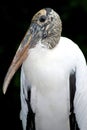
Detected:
left=2, top=88, right=6, bottom=95
left=3, top=90, right=6, bottom=95
left=2, top=82, right=7, bottom=95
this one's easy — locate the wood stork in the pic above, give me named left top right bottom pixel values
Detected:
left=3, top=8, right=87, bottom=130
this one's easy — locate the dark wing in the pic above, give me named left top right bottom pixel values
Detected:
left=20, top=66, right=35, bottom=130
left=69, top=70, right=79, bottom=130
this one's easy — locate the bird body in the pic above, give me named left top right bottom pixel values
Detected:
left=21, top=37, right=71, bottom=130
left=3, top=8, right=87, bottom=130
left=21, top=37, right=87, bottom=130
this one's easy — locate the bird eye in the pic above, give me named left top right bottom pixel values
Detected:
left=39, top=15, right=46, bottom=22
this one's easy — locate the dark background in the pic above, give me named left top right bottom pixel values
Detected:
left=0, top=0, right=87, bottom=129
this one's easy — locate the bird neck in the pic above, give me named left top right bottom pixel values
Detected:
left=42, top=33, right=61, bottom=49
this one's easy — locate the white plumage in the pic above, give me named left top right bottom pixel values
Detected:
left=3, top=8, right=87, bottom=130
left=20, top=37, right=87, bottom=130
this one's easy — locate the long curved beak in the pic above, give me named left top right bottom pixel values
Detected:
left=3, top=29, right=32, bottom=94
left=3, top=21, right=42, bottom=94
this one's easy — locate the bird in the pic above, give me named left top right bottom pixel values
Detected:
left=3, top=8, right=87, bottom=130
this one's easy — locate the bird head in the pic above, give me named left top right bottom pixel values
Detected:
left=3, top=8, right=62, bottom=94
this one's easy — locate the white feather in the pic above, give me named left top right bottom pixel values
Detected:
left=20, top=67, right=29, bottom=130
left=21, top=37, right=87, bottom=130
